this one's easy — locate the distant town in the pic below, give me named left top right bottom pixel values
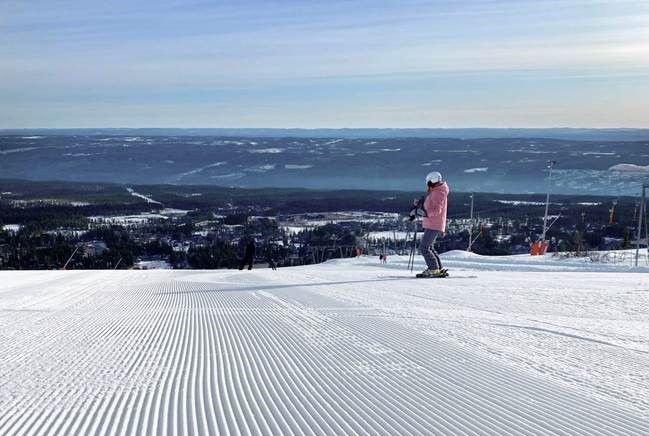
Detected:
left=0, top=179, right=641, bottom=270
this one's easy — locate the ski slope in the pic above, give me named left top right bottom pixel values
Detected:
left=1, top=253, right=648, bottom=435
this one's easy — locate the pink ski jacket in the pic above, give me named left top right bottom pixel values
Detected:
left=422, top=182, right=449, bottom=232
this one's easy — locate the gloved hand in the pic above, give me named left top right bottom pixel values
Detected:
left=409, top=215, right=416, bottom=222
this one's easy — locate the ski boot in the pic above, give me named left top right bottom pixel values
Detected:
left=416, top=268, right=448, bottom=278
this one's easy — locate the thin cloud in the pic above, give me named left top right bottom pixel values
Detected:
left=2, top=0, right=649, bottom=127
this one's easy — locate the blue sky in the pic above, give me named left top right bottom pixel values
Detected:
left=1, top=0, right=648, bottom=128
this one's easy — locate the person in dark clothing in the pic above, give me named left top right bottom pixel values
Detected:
left=239, top=239, right=255, bottom=270
left=268, top=256, right=277, bottom=270
left=265, top=245, right=278, bottom=270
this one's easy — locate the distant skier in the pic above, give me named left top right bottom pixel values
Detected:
left=239, top=238, right=256, bottom=271
left=267, top=249, right=277, bottom=270
left=410, top=171, right=449, bottom=278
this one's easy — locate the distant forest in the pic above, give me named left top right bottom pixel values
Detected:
left=0, top=179, right=638, bottom=270
left=0, top=178, right=636, bottom=227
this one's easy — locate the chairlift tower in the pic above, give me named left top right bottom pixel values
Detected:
left=467, top=193, right=475, bottom=252
left=541, top=160, right=556, bottom=242
left=635, top=183, right=649, bottom=267
left=609, top=200, right=618, bottom=225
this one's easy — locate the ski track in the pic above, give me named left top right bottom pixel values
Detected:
left=1, top=262, right=648, bottom=435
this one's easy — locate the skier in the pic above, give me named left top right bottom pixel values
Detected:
left=409, top=171, right=449, bottom=278
left=239, top=238, right=256, bottom=271
left=267, top=248, right=277, bottom=270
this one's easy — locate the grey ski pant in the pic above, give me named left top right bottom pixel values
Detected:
left=420, top=229, right=443, bottom=270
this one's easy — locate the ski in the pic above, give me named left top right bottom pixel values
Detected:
left=415, top=268, right=449, bottom=278
left=378, top=273, right=477, bottom=280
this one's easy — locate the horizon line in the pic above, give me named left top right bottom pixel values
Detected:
left=3, top=126, right=649, bottom=131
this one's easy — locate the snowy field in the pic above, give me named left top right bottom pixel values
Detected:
left=1, top=253, right=649, bottom=434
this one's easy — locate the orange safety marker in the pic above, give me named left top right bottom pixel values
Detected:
left=530, top=241, right=540, bottom=256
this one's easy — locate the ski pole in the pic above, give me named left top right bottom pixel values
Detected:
left=408, top=231, right=413, bottom=270
left=411, top=225, right=418, bottom=272
left=412, top=223, right=418, bottom=271
left=408, top=223, right=418, bottom=272
left=403, top=227, right=410, bottom=256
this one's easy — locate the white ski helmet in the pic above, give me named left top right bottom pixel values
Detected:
left=425, top=171, right=442, bottom=185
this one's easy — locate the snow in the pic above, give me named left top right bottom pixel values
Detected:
left=464, top=167, right=489, bottom=173
left=175, top=162, right=227, bottom=179
left=1, top=253, right=648, bottom=434
left=367, top=231, right=410, bottom=239
left=495, top=200, right=549, bottom=206
left=88, top=214, right=169, bottom=225
left=609, top=163, right=649, bottom=174
left=211, top=172, right=245, bottom=179
left=126, top=187, right=162, bottom=205
left=244, top=164, right=276, bottom=173
left=133, top=260, right=172, bottom=269
left=159, top=208, right=190, bottom=216
left=44, top=229, right=87, bottom=237
left=249, top=148, right=285, bottom=154
left=282, top=225, right=309, bottom=234
left=0, top=147, right=39, bottom=155
left=508, top=149, right=558, bottom=154
left=63, top=152, right=97, bottom=157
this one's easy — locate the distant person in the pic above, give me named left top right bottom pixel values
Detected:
left=267, top=250, right=277, bottom=270
left=382, top=254, right=387, bottom=264
left=239, top=238, right=256, bottom=271
left=409, top=171, right=449, bottom=278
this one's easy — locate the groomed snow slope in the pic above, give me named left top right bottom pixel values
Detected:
left=1, top=253, right=648, bottom=435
